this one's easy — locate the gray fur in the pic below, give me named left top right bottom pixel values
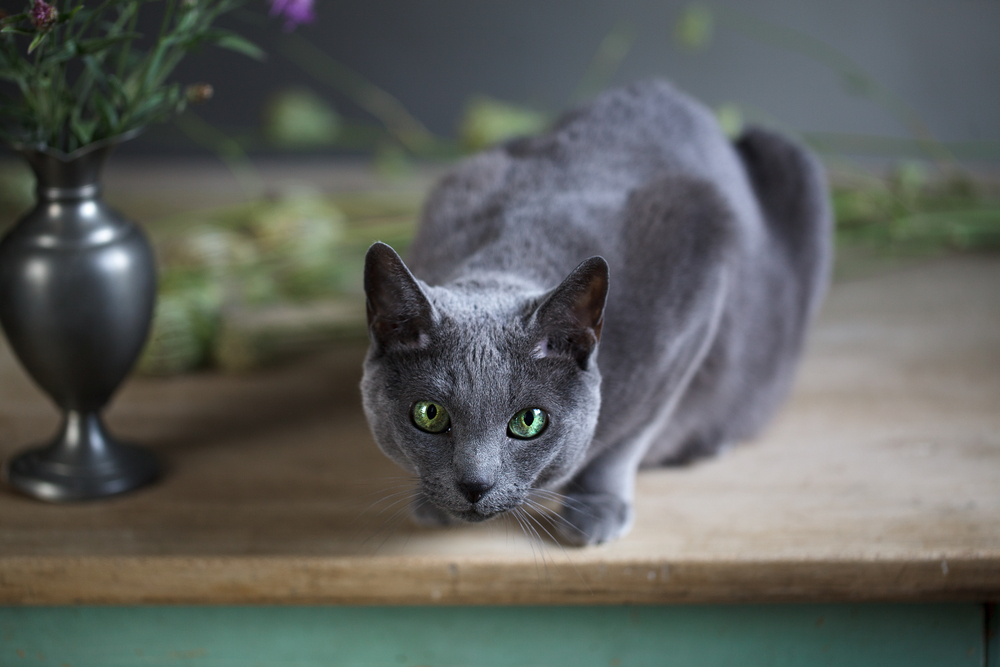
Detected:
left=360, top=80, right=832, bottom=545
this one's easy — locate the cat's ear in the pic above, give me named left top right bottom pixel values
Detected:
left=364, top=242, right=435, bottom=352
left=532, top=256, right=609, bottom=369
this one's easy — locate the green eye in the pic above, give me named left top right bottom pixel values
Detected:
left=508, top=408, right=548, bottom=439
left=412, top=401, right=451, bottom=433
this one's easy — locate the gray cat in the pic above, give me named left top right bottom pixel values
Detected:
left=360, top=80, right=831, bottom=546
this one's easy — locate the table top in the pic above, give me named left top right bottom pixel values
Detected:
left=1, top=256, right=998, bottom=605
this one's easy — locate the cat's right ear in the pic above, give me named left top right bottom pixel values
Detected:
left=364, top=242, right=435, bottom=353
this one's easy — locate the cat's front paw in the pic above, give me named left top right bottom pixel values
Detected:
left=411, top=500, right=459, bottom=527
left=558, top=493, right=634, bottom=546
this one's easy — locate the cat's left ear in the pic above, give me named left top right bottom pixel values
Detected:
left=532, top=256, right=609, bottom=369
left=364, top=242, right=435, bottom=352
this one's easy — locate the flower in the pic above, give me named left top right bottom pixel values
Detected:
left=185, top=83, right=214, bottom=104
left=1, top=0, right=268, bottom=153
left=29, top=0, right=58, bottom=31
left=269, top=0, right=314, bottom=31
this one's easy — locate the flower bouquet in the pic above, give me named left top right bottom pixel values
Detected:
left=0, top=0, right=312, bottom=502
left=0, top=0, right=313, bottom=152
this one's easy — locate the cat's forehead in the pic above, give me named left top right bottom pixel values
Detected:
left=411, top=284, right=544, bottom=401
left=423, top=281, right=541, bottom=329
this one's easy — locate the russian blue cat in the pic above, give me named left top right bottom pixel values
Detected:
left=360, top=80, right=831, bottom=545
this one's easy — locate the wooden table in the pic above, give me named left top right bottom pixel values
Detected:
left=1, top=256, right=998, bottom=665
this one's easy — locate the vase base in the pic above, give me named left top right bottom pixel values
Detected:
left=3, top=442, right=159, bottom=502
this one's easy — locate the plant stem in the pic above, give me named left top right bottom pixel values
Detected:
left=714, top=6, right=956, bottom=170
left=569, top=21, right=635, bottom=104
left=174, top=110, right=264, bottom=199
left=278, top=34, right=437, bottom=155
left=116, top=4, right=140, bottom=79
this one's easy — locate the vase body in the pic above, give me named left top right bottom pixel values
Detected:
left=0, top=138, right=159, bottom=500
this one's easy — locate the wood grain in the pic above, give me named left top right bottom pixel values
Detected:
left=1, top=257, right=998, bottom=604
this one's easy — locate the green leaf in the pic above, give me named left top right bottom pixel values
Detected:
left=174, top=8, right=200, bottom=34
left=103, top=73, right=128, bottom=100
left=43, top=41, right=78, bottom=64
left=1, top=27, right=34, bottom=36
left=131, top=90, right=167, bottom=119
left=128, top=84, right=184, bottom=127
left=92, top=90, right=120, bottom=130
left=27, top=32, right=47, bottom=54
left=78, top=32, right=142, bottom=55
left=81, top=54, right=109, bottom=83
left=210, top=31, right=265, bottom=60
left=70, top=115, right=97, bottom=146
left=141, top=39, right=173, bottom=90
left=0, top=13, right=28, bottom=26
left=56, top=6, right=84, bottom=24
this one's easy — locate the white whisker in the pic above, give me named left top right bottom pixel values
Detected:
left=510, top=507, right=542, bottom=580
left=355, top=491, right=420, bottom=548
left=523, top=497, right=587, bottom=536
left=351, top=487, right=421, bottom=524
left=521, top=501, right=593, bottom=595
left=367, top=496, right=425, bottom=554
left=529, top=488, right=599, bottom=520
left=515, top=506, right=551, bottom=583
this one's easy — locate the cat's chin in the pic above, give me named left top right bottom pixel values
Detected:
left=440, top=506, right=504, bottom=523
left=455, top=509, right=501, bottom=523
left=411, top=501, right=503, bottom=526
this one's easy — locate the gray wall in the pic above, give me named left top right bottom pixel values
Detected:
left=131, top=0, right=1000, bottom=158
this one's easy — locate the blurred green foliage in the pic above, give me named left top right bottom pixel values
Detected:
left=458, top=97, right=550, bottom=152
left=570, top=21, right=635, bottom=104
left=674, top=5, right=714, bottom=51
left=0, top=161, right=997, bottom=375
left=0, top=0, right=264, bottom=152
left=137, top=189, right=349, bottom=374
left=833, top=167, right=1000, bottom=257
left=263, top=88, right=342, bottom=148
left=714, top=104, right=744, bottom=139
left=136, top=187, right=419, bottom=374
left=0, top=162, right=33, bottom=214
left=672, top=4, right=956, bottom=167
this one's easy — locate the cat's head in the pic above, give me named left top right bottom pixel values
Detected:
left=360, top=242, right=608, bottom=522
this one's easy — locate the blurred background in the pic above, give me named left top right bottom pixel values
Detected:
left=1, top=0, right=998, bottom=376
left=120, top=0, right=1000, bottom=163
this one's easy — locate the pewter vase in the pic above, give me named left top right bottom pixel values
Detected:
left=0, top=136, right=159, bottom=500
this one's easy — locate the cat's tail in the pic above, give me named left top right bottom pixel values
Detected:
left=734, top=126, right=833, bottom=316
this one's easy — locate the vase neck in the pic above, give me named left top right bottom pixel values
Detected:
left=20, top=144, right=114, bottom=197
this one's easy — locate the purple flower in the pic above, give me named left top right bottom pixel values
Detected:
left=269, top=0, right=315, bottom=31
left=30, top=0, right=58, bottom=31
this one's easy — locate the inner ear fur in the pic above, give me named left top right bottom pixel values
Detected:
left=364, top=242, right=434, bottom=351
left=533, top=256, right=609, bottom=368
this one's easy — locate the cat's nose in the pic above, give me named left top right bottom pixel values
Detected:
left=458, top=478, right=494, bottom=504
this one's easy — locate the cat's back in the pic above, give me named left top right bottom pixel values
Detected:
left=399, top=78, right=831, bottom=470
left=407, top=80, right=756, bottom=286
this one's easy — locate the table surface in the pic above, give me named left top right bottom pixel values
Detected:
left=1, top=256, right=998, bottom=605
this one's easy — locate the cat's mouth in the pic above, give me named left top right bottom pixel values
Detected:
left=448, top=500, right=527, bottom=523
left=423, top=487, right=522, bottom=523
left=453, top=507, right=501, bottom=522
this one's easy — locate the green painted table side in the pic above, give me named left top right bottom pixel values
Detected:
left=0, top=604, right=992, bottom=667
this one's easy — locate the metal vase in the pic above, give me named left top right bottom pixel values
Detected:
left=0, top=133, right=159, bottom=501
